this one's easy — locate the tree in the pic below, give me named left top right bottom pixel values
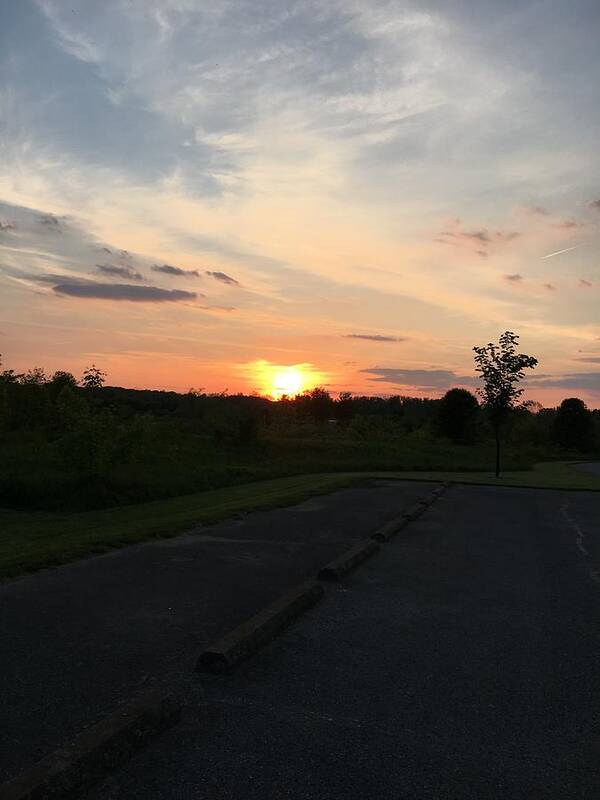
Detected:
left=49, top=370, right=78, bottom=392
left=335, top=392, right=355, bottom=425
left=82, top=365, right=106, bottom=391
left=473, top=331, right=538, bottom=477
left=552, top=398, right=595, bottom=452
left=436, top=388, right=479, bottom=444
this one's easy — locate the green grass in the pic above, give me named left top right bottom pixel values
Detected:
left=386, top=460, right=600, bottom=491
left=1, top=462, right=598, bottom=579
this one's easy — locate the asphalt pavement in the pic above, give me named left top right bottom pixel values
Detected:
left=87, top=483, right=600, bottom=800
left=0, top=480, right=431, bottom=783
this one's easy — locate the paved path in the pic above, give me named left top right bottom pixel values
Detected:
left=575, top=461, right=600, bottom=476
left=0, top=480, right=431, bottom=782
left=89, top=484, right=600, bottom=800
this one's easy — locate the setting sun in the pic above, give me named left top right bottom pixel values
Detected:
left=244, top=360, right=325, bottom=399
left=272, top=367, right=305, bottom=399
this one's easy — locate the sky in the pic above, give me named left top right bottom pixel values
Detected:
left=1, top=0, right=599, bottom=405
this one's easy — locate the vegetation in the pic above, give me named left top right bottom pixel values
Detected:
left=0, top=350, right=598, bottom=516
left=473, top=331, right=538, bottom=477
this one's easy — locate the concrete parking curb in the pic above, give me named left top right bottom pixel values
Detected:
left=317, top=539, right=380, bottom=581
left=197, top=580, right=324, bottom=674
left=371, top=515, right=410, bottom=542
left=0, top=689, right=181, bottom=800
left=372, top=483, right=447, bottom=542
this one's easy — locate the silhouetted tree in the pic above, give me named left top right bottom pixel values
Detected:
left=473, top=331, right=538, bottom=477
left=552, top=397, right=595, bottom=452
left=49, top=370, right=78, bottom=394
left=82, top=365, right=106, bottom=391
left=298, top=387, right=334, bottom=424
left=436, top=388, right=479, bottom=443
left=335, top=392, right=355, bottom=424
left=21, top=367, right=47, bottom=385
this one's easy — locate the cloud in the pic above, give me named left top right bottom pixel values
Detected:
left=361, top=367, right=477, bottom=390
left=504, top=273, right=523, bottom=283
left=206, top=270, right=239, bottom=285
left=437, top=224, right=521, bottom=257
left=528, top=372, right=600, bottom=390
left=495, top=231, right=521, bottom=242
left=344, top=333, right=406, bottom=342
left=553, top=219, right=582, bottom=229
left=580, top=279, right=593, bottom=287
left=37, top=213, right=63, bottom=230
left=52, top=280, right=198, bottom=302
left=151, top=263, right=200, bottom=277
left=440, top=229, right=490, bottom=244
left=587, top=200, right=600, bottom=211
left=96, top=263, right=144, bottom=281
left=574, top=357, right=600, bottom=364
left=524, top=206, right=549, bottom=216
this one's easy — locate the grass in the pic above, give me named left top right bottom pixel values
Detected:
left=1, top=461, right=598, bottom=579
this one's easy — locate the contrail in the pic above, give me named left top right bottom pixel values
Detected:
left=541, top=244, right=583, bottom=259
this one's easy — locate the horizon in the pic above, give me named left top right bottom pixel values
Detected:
left=1, top=1, right=599, bottom=407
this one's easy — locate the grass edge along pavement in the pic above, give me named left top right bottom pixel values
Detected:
left=1, top=462, right=598, bottom=579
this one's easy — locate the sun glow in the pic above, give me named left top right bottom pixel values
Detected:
left=272, top=367, right=305, bottom=399
left=245, top=360, right=325, bottom=399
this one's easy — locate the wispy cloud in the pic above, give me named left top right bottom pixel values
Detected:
left=151, top=264, right=200, bottom=278
left=504, top=273, right=523, bottom=283
left=361, top=367, right=477, bottom=390
left=579, top=279, right=593, bottom=287
left=53, top=280, right=198, bottom=302
left=344, top=333, right=406, bottom=342
left=96, top=263, right=144, bottom=281
left=37, top=213, right=63, bottom=230
left=206, top=270, right=239, bottom=285
left=437, top=223, right=521, bottom=257
left=524, top=205, right=549, bottom=216
left=553, top=219, right=582, bottom=229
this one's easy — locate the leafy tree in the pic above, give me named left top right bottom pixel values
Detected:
left=82, top=365, right=106, bottom=391
left=297, top=387, right=334, bottom=423
left=0, top=381, right=8, bottom=432
left=552, top=397, right=595, bottom=452
left=54, top=385, right=89, bottom=433
left=49, top=370, right=78, bottom=393
left=473, top=331, right=538, bottom=477
left=21, top=366, right=47, bottom=385
left=335, top=392, right=355, bottom=424
left=436, top=388, right=479, bottom=443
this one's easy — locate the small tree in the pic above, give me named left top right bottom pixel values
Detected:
left=473, top=331, right=538, bottom=477
left=552, top=398, right=595, bottom=452
left=436, top=388, right=479, bottom=444
left=82, top=364, right=106, bottom=391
